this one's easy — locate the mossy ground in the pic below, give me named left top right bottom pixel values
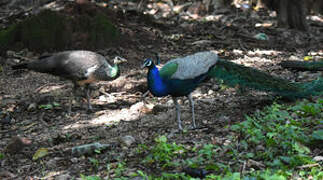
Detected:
left=0, top=4, right=119, bottom=54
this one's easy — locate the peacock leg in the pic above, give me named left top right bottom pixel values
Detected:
left=187, top=94, right=196, bottom=128
left=172, top=97, right=183, bottom=130
left=85, top=84, right=93, bottom=112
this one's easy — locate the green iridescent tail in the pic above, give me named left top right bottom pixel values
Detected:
left=208, top=59, right=323, bottom=99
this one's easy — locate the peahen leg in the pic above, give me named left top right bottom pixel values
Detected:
left=68, top=83, right=78, bottom=114
left=187, top=94, right=196, bottom=128
left=85, top=84, right=93, bottom=112
left=172, top=97, right=183, bottom=130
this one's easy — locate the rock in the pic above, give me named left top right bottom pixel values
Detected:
left=288, top=55, right=299, bottom=61
left=212, top=84, right=220, bottom=91
left=166, top=99, right=173, bottom=106
left=99, top=95, right=109, bottom=102
left=27, top=103, right=37, bottom=111
left=46, top=157, right=62, bottom=169
left=223, top=139, right=231, bottom=146
left=313, top=156, right=323, bottom=162
left=291, top=112, right=298, bottom=118
left=70, top=158, right=78, bottom=163
left=71, top=142, right=113, bottom=156
left=256, top=145, right=265, bottom=151
left=120, top=135, right=136, bottom=147
left=208, top=89, right=214, bottom=95
left=130, top=102, right=145, bottom=112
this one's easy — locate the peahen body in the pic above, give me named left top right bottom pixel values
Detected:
left=142, top=51, right=323, bottom=130
left=12, top=50, right=127, bottom=113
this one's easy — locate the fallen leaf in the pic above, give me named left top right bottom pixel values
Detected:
left=33, top=148, right=49, bottom=160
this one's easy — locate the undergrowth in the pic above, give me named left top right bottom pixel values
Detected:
left=81, top=98, right=323, bottom=179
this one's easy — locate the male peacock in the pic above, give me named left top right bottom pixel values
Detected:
left=142, top=51, right=323, bottom=130
left=12, top=50, right=127, bottom=113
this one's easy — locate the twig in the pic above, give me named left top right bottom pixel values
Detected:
left=247, top=159, right=265, bottom=169
left=240, top=160, right=247, bottom=178
left=297, top=163, right=320, bottom=169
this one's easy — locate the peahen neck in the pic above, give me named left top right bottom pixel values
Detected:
left=94, top=64, right=120, bottom=80
left=148, top=65, right=169, bottom=97
left=109, top=65, right=120, bottom=78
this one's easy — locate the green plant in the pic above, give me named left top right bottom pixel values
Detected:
left=142, top=136, right=185, bottom=168
left=80, top=174, right=101, bottom=180
left=88, top=157, right=99, bottom=170
left=0, top=153, right=4, bottom=160
left=105, top=98, right=322, bottom=179
left=38, top=102, right=60, bottom=110
left=114, top=161, right=126, bottom=177
left=231, top=100, right=321, bottom=168
left=292, top=99, right=322, bottom=117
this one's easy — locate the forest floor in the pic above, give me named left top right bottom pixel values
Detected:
left=0, top=1, right=322, bottom=179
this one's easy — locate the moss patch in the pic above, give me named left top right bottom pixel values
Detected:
left=0, top=24, right=18, bottom=52
left=89, top=13, right=119, bottom=48
left=0, top=4, right=119, bottom=54
left=20, top=10, right=68, bottom=51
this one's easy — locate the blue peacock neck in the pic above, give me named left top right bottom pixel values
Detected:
left=147, top=65, right=169, bottom=97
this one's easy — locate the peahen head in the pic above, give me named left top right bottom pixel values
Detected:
left=113, top=56, right=127, bottom=65
left=105, top=56, right=127, bottom=78
left=141, top=58, right=155, bottom=69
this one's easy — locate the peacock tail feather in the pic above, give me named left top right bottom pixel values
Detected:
left=208, top=59, right=323, bottom=99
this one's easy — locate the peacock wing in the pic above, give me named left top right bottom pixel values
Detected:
left=159, top=62, right=178, bottom=79
left=167, top=51, right=218, bottom=80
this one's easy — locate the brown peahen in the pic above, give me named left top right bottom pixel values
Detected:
left=12, top=50, right=127, bottom=113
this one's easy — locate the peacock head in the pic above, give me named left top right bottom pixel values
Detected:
left=141, top=58, right=155, bottom=69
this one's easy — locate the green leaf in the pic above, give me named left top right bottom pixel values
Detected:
left=231, top=124, right=241, bottom=131
left=94, top=149, right=101, bottom=154
left=38, top=104, right=53, bottom=109
left=32, top=148, right=49, bottom=160
left=53, top=102, right=60, bottom=107
left=312, top=130, right=323, bottom=140
left=294, top=142, right=310, bottom=154
left=0, top=153, right=4, bottom=159
left=155, top=135, right=167, bottom=143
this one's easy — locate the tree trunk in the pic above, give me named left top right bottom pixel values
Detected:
left=263, top=0, right=308, bottom=31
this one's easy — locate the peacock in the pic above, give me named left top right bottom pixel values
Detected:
left=142, top=51, right=323, bottom=130
left=12, top=50, right=127, bottom=113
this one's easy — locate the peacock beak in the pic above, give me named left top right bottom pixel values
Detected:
left=141, top=63, right=146, bottom=69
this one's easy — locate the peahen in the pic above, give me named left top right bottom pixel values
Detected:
left=142, top=51, right=323, bottom=130
left=12, top=50, right=127, bottom=113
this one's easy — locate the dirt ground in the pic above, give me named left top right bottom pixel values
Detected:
left=0, top=1, right=322, bottom=179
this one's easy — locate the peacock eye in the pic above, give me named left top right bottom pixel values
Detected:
left=147, top=60, right=151, bottom=66
left=146, top=60, right=152, bottom=66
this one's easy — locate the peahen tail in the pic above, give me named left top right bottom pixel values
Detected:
left=208, top=59, right=323, bottom=99
left=11, top=63, right=28, bottom=70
